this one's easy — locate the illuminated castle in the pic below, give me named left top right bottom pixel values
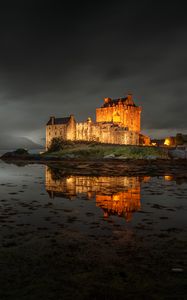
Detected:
left=46, top=93, right=147, bottom=149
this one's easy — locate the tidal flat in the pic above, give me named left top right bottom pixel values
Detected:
left=0, top=161, right=187, bottom=300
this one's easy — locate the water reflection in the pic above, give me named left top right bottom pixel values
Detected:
left=164, top=175, right=174, bottom=181
left=45, top=167, right=149, bottom=221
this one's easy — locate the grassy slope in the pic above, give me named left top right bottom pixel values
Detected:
left=43, top=143, right=169, bottom=159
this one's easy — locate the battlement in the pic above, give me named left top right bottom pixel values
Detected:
left=96, top=94, right=141, bottom=132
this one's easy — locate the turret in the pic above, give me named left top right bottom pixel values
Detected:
left=50, top=116, right=55, bottom=125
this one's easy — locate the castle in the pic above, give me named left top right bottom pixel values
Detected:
left=46, top=93, right=148, bottom=149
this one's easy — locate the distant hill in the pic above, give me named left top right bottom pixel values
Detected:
left=0, top=135, right=44, bottom=150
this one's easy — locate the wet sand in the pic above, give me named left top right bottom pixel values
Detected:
left=0, top=161, right=187, bottom=300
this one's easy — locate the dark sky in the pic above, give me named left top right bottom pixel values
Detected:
left=0, top=1, right=187, bottom=143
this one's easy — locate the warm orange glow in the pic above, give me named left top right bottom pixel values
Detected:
left=164, top=138, right=171, bottom=146
left=164, top=175, right=174, bottom=181
left=113, top=112, right=121, bottom=123
left=45, top=167, right=141, bottom=222
left=142, top=176, right=151, bottom=183
left=46, top=94, right=144, bottom=149
left=96, top=97, right=141, bottom=133
left=96, top=189, right=141, bottom=222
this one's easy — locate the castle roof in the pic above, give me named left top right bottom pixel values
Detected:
left=47, top=117, right=70, bottom=125
left=102, top=95, right=136, bottom=108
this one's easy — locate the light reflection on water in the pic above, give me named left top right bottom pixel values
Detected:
left=0, top=161, right=187, bottom=239
left=46, top=166, right=145, bottom=222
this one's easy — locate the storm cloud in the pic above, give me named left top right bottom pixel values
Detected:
left=0, top=1, right=187, bottom=143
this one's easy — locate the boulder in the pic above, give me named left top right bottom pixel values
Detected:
left=1, top=148, right=30, bottom=159
left=64, top=153, right=76, bottom=159
left=169, top=149, right=187, bottom=159
left=145, top=155, right=158, bottom=160
left=104, top=154, right=115, bottom=159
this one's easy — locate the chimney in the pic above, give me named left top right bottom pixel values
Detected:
left=126, top=93, right=134, bottom=105
left=50, top=116, right=55, bottom=125
left=87, top=117, right=92, bottom=123
left=104, top=97, right=111, bottom=104
left=127, top=93, right=133, bottom=101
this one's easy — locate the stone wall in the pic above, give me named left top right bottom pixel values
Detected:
left=46, top=124, right=67, bottom=149
left=46, top=119, right=140, bottom=147
left=66, top=115, right=76, bottom=141
left=76, top=121, right=139, bottom=145
left=96, top=103, right=141, bottom=133
left=46, top=115, right=76, bottom=149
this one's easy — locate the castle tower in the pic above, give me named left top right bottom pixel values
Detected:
left=46, top=115, right=76, bottom=150
left=96, top=94, right=141, bottom=133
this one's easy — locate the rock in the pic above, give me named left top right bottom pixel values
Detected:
left=145, top=155, right=158, bottom=160
left=169, top=149, right=187, bottom=159
left=104, top=154, right=115, bottom=159
left=64, top=154, right=76, bottom=159
left=171, top=268, right=184, bottom=273
left=13, top=148, right=29, bottom=155
left=1, top=149, right=30, bottom=159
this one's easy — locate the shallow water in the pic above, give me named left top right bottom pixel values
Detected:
left=0, top=161, right=186, bottom=242
left=1, top=160, right=187, bottom=299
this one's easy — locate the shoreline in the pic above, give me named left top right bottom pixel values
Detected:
left=1, top=156, right=187, bottom=177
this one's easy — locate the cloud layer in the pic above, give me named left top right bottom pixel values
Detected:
left=0, top=1, right=186, bottom=141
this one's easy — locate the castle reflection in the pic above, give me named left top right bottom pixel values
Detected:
left=45, top=167, right=148, bottom=222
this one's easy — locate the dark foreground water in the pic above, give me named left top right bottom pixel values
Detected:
left=0, top=161, right=187, bottom=299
